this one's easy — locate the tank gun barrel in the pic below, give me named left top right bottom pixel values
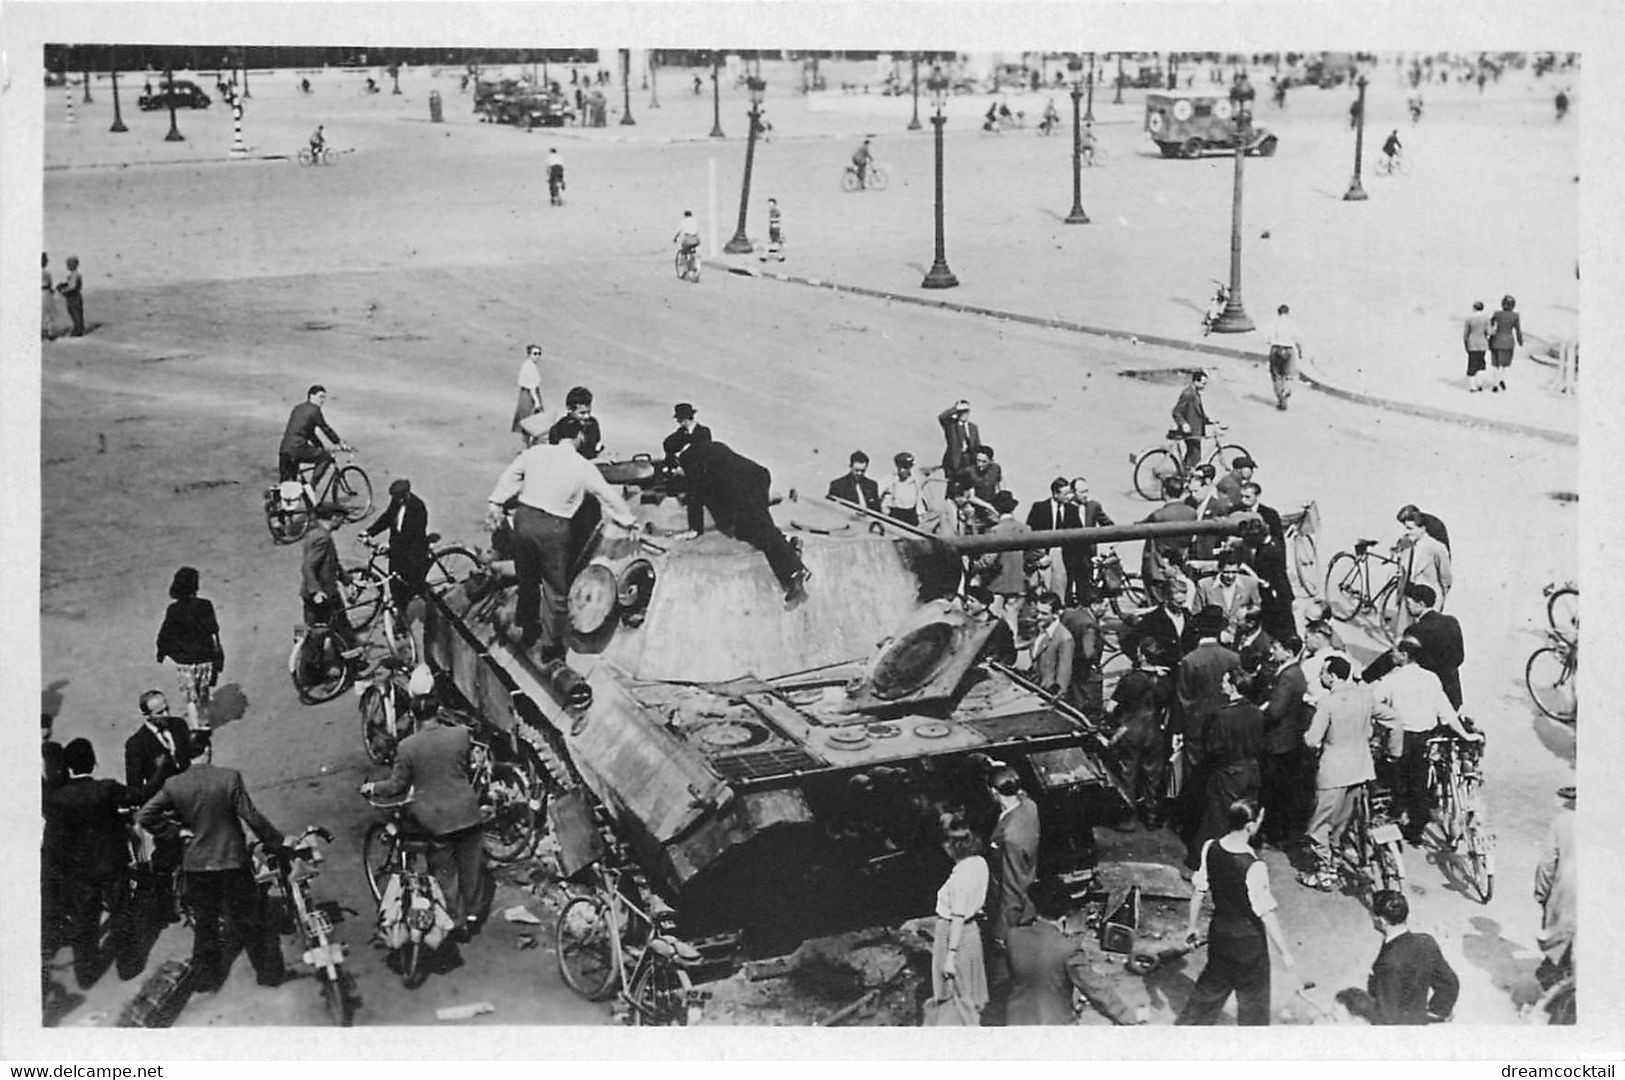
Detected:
left=923, top=513, right=1263, bottom=555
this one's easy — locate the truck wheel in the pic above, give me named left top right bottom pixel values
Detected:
left=1180, top=138, right=1203, bottom=159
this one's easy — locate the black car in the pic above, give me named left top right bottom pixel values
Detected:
left=138, top=80, right=212, bottom=111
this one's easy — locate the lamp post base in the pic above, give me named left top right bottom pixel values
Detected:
left=921, top=263, right=959, bottom=289
left=907, top=117, right=922, bottom=131
left=1342, top=179, right=1368, bottom=202
left=110, top=118, right=128, bottom=133
left=709, top=125, right=725, bottom=138
left=164, top=129, right=185, bottom=143
left=724, top=234, right=753, bottom=254
left=1065, top=205, right=1091, bottom=225
left=621, top=113, right=636, bottom=126
left=1211, top=304, right=1254, bottom=333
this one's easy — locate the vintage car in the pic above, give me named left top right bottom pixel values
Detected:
left=474, top=78, right=574, bottom=129
left=1144, top=90, right=1278, bottom=158
left=137, top=80, right=212, bottom=111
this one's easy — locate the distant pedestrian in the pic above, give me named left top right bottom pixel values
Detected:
left=1487, top=294, right=1523, bottom=392
left=511, top=344, right=545, bottom=445
left=155, top=566, right=224, bottom=732
left=1261, top=304, right=1302, bottom=410
left=759, top=198, right=785, bottom=263
left=546, top=147, right=565, bottom=206
left=1177, top=799, right=1300, bottom=1025
left=56, top=255, right=86, bottom=337
left=42, top=253, right=62, bottom=341
left=1462, top=300, right=1490, bottom=392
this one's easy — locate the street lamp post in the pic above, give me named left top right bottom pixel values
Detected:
left=163, top=67, right=185, bottom=141
left=1343, top=73, right=1370, bottom=201
left=1211, top=75, right=1256, bottom=332
left=242, top=47, right=252, bottom=99
left=83, top=53, right=94, bottom=103
left=908, top=53, right=923, bottom=131
left=620, top=48, right=635, bottom=125
left=1113, top=53, right=1124, bottom=104
left=921, top=75, right=959, bottom=289
left=709, top=52, right=725, bottom=137
left=724, top=79, right=766, bottom=254
left=1084, top=52, right=1096, bottom=121
left=109, top=48, right=128, bottom=133
left=649, top=51, right=660, bottom=108
left=1065, top=56, right=1090, bottom=225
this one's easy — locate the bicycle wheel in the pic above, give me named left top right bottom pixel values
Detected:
left=297, top=147, right=314, bottom=166
left=1525, top=646, right=1577, bottom=722
left=425, top=545, right=483, bottom=597
left=629, top=956, right=696, bottom=1026
left=557, top=893, right=621, bottom=1000
left=1113, top=574, right=1151, bottom=613
left=868, top=166, right=889, bottom=191
left=343, top=566, right=385, bottom=631
left=265, top=499, right=311, bottom=545
left=482, top=761, right=538, bottom=864
left=293, top=630, right=353, bottom=705
left=1132, top=448, right=1180, bottom=501
left=360, top=683, right=405, bottom=765
left=1323, top=552, right=1365, bottom=621
left=1290, top=532, right=1320, bottom=598
left=323, top=970, right=357, bottom=1026
left=375, top=608, right=418, bottom=669
left=333, top=465, right=373, bottom=523
left=399, top=938, right=427, bottom=989
left=1207, top=443, right=1252, bottom=473
left=361, top=821, right=393, bottom=903
left=1377, top=840, right=1407, bottom=892
left=1376, top=579, right=1403, bottom=644
left=1546, top=587, right=1578, bottom=639
left=840, top=169, right=860, bottom=193
left=1463, top=815, right=1495, bottom=903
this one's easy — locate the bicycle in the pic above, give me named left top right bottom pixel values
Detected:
left=1279, top=500, right=1322, bottom=599
left=1544, top=581, right=1578, bottom=642
left=556, top=858, right=707, bottom=1025
left=264, top=450, right=373, bottom=545
left=253, top=825, right=359, bottom=1025
left=296, top=145, right=338, bottom=166
left=1129, top=427, right=1253, bottom=501
left=1322, top=538, right=1405, bottom=643
left=1326, top=782, right=1407, bottom=897
left=360, top=795, right=456, bottom=989
left=1525, top=629, right=1577, bottom=723
left=1424, top=726, right=1495, bottom=902
left=1375, top=150, right=1408, bottom=176
left=288, top=561, right=416, bottom=705
left=1081, top=142, right=1107, bottom=167
left=840, top=163, right=888, bottom=192
left=358, top=655, right=413, bottom=764
left=674, top=244, right=701, bottom=284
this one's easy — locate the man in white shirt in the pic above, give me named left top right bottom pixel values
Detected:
left=1262, top=303, right=1303, bottom=411
left=486, top=414, right=637, bottom=657
left=878, top=452, right=930, bottom=527
left=1370, top=638, right=1482, bottom=845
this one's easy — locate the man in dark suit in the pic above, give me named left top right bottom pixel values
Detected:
left=660, top=402, right=712, bottom=469
left=1402, top=583, right=1465, bottom=708
left=1127, top=593, right=1200, bottom=662
left=936, top=398, right=982, bottom=484
left=46, top=739, right=139, bottom=988
left=301, top=504, right=355, bottom=649
left=366, top=477, right=431, bottom=613
left=1258, top=635, right=1311, bottom=847
left=826, top=450, right=882, bottom=512
left=1006, top=878, right=1142, bottom=1025
left=278, top=384, right=351, bottom=483
left=1367, top=889, right=1459, bottom=1024
left=124, top=690, right=194, bottom=804
left=677, top=438, right=810, bottom=605
left=137, top=728, right=287, bottom=991
left=1067, top=477, right=1114, bottom=604
left=1234, top=482, right=1296, bottom=642
left=1140, top=477, right=1198, bottom=607
left=1026, top=478, right=1081, bottom=601
left=363, top=688, right=486, bottom=938
left=1170, top=370, right=1213, bottom=469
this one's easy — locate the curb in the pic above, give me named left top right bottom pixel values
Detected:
left=45, top=153, right=291, bottom=172
left=709, top=260, right=1577, bottom=448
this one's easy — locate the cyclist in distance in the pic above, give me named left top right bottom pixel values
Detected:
left=279, top=384, right=352, bottom=484
left=851, top=137, right=874, bottom=187
left=674, top=210, right=701, bottom=269
left=1081, top=121, right=1099, bottom=162
left=1382, top=129, right=1402, bottom=171
left=309, top=124, right=326, bottom=158
left=1040, top=97, right=1061, bottom=134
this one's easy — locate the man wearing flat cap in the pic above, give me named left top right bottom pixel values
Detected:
left=488, top=414, right=638, bottom=655
left=367, top=478, right=431, bottom=614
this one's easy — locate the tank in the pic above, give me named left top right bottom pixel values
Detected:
left=422, top=459, right=1259, bottom=954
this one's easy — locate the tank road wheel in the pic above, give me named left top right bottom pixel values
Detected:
left=1180, top=137, right=1203, bottom=159
left=556, top=894, right=620, bottom=1000
left=1132, top=448, right=1180, bottom=501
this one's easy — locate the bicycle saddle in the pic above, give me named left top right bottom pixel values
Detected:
left=426, top=532, right=442, bottom=545
left=1165, top=429, right=1187, bottom=441
left=648, top=935, right=706, bottom=967
left=1353, top=538, right=1380, bottom=553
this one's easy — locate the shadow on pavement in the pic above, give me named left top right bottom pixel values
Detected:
left=1461, top=914, right=1543, bottom=1010
left=208, top=683, right=250, bottom=728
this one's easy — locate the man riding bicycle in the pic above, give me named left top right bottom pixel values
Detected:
left=851, top=138, right=874, bottom=187
left=279, top=384, right=352, bottom=484
left=1081, top=121, right=1099, bottom=161
left=309, top=125, right=326, bottom=158
left=674, top=210, right=700, bottom=271
left=1041, top=97, right=1060, bottom=134
left=1382, top=129, right=1402, bottom=170
left=279, top=385, right=349, bottom=484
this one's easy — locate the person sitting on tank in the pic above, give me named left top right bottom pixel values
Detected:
left=674, top=437, right=811, bottom=606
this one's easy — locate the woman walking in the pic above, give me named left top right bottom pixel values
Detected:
left=155, top=566, right=224, bottom=732
left=511, top=344, right=546, bottom=445
left=928, top=815, right=990, bottom=1026
left=1487, top=294, right=1523, bottom=393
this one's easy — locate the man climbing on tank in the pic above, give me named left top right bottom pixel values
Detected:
left=674, top=436, right=812, bottom=608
